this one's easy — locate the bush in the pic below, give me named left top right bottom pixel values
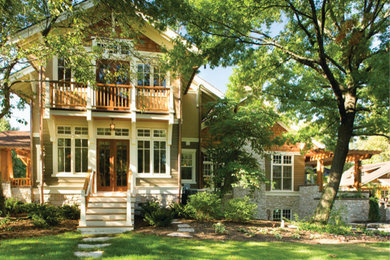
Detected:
left=213, top=222, right=227, bottom=234
left=169, top=202, right=189, bottom=219
left=4, top=198, right=24, bottom=216
left=60, top=204, right=80, bottom=220
left=295, top=221, right=355, bottom=236
left=28, top=204, right=62, bottom=227
left=144, top=207, right=174, bottom=227
left=184, top=192, right=222, bottom=221
left=223, top=196, right=257, bottom=222
left=139, top=200, right=160, bottom=217
left=369, top=197, right=381, bottom=222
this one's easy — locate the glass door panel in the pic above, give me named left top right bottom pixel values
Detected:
left=98, top=141, right=111, bottom=190
left=115, top=141, right=128, bottom=189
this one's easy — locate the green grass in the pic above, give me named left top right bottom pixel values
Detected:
left=104, top=233, right=390, bottom=260
left=0, top=232, right=82, bottom=260
left=0, top=232, right=388, bottom=259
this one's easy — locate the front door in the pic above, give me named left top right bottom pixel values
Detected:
left=97, top=140, right=129, bottom=191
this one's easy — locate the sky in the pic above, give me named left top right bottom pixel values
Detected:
left=9, top=66, right=235, bottom=131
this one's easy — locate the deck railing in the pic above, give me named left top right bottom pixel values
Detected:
left=49, top=81, right=170, bottom=112
left=11, top=178, right=31, bottom=187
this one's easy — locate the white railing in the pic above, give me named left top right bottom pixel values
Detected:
left=80, top=169, right=96, bottom=226
left=126, top=169, right=134, bottom=226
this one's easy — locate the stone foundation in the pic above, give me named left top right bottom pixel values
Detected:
left=44, top=193, right=81, bottom=206
left=2, top=182, right=39, bottom=203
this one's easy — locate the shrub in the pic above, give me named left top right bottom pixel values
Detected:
left=223, top=196, right=257, bottom=222
left=369, top=197, right=381, bottom=222
left=60, top=204, right=80, bottom=220
left=184, top=192, right=222, bottom=221
left=144, top=207, right=173, bottom=227
left=4, top=198, right=24, bottom=216
left=213, top=222, right=227, bottom=234
left=169, top=202, right=189, bottom=219
left=0, top=179, right=5, bottom=216
left=295, top=221, right=355, bottom=236
left=29, top=204, right=62, bottom=227
left=139, top=200, right=160, bottom=217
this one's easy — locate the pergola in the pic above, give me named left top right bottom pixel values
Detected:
left=0, top=131, right=31, bottom=187
left=305, top=149, right=381, bottom=190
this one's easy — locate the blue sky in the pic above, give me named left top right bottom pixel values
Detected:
left=9, top=66, right=234, bottom=131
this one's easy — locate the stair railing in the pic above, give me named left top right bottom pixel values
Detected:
left=126, top=169, right=133, bottom=226
left=80, top=169, right=96, bottom=226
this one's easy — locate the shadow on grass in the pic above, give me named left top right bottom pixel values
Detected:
left=0, top=232, right=82, bottom=260
left=104, top=233, right=390, bottom=260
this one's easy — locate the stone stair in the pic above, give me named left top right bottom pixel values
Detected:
left=77, top=192, right=135, bottom=235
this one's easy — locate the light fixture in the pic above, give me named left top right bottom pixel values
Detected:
left=110, top=119, right=115, bottom=131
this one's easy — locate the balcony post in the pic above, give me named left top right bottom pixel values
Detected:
left=44, top=78, right=50, bottom=119
left=87, top=82, right=92, bottom=121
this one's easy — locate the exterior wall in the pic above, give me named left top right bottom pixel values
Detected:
left=2, top=182, right=39, bottom=203
left=44, top=193, right=81, bottom=206
left=182, top=92, right=199, bottom=138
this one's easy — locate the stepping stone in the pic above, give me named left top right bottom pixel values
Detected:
left=82, top=237, right=114, bottom=242
left=177, top=224, right=191, bottom=228
left=167, top=232, right=193, bottom=238
left=172, top=219, right=182, bottom=224
left=78, top=243, right=111, bottom=249
left=178, top=228, right=195, bottom=233
left=74, top=251, right=103, bottom=258
left=287, top=225, right=297, bottom=229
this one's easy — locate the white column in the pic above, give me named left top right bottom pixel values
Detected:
left=44, top=78, right=50, bottom=119
left=88, top=120, right=96, bottom=173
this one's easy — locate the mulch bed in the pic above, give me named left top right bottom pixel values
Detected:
left=134, top=218, right=389, bottom=244
left=0, top=217, right=78, bottom=240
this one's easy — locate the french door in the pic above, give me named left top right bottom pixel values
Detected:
left=97, top=139, right=129, bottom=191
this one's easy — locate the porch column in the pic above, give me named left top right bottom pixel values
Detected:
left=316, top=159, right=324, bottom=191
left=88, top=120, right=96, bottom=174
left=353, top=156, right=361, bottom=189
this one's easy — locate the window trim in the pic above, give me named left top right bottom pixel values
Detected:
left=181, top=149, right=197, bottom=184
left=272, top=209, right=292, bottom=221
left=52, top=125, right=89, bottom=177
left=136, top=128, right=170, bottom=178
left=271, top=153, right=294, bottom=192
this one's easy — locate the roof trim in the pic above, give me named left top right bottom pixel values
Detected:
left=194, top=75, right=224, bottom=99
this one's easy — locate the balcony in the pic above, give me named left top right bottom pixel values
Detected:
left=49, top=81, right=171, bottom=113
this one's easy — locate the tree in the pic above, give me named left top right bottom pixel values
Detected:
left=202, top=99, right=279, bottom=196
left=353, top=136, right=390, bottom=164
left=138, top=0, right=389, bottom=222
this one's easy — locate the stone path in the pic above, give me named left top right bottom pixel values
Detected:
left=74, top=236, right=115, bottom=258
left=167, top=219, right=195, bottom=238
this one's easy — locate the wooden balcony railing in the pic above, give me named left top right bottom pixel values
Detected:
left=50, top=81, right=88, bottom=108
left=136, top=86, right=170, bottom=112
left=11, top=178, right=31, bottom=187
left=49, top=81, right=170, bottom=112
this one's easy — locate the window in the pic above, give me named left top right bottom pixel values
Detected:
left=56, top=126, right=88, bottom=174
left=137, top=64, right=150, bottom=86
left=58, top=138, right=71, bottom=172
left=202, top=154, right=213, bottom=177
left=97, top=128, right=111, bottom=136
left=182, top=150, right=196, bottom=183
left=96, top=38, right=132, bottom=55
left=97, top=60, right=129, bottom=85
left=153, top=66, right=166, bottom=87
left=273, top=209, right=291, bottom=221
left=272, top=154, right=293, bottom=191
left=75, top=139, right=88, bottom=173
left=58, top=58, right=71, bottom=82
left=137, top=129, right=167, bottom=175
left=115, top=128, right=129, bottom=136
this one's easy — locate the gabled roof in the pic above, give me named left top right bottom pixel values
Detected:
left=340, top=161, right=390, bottom=187
left=0, top=131, right=30, bottom=149
left=192, top=75, right=224, bottom=99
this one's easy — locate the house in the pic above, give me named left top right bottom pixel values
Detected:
left=340, top=161, right=390, bottom=200
left=5, top=1, right=223, bottom=234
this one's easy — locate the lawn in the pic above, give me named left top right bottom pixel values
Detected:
left=0, top=232, right=388, bottom=259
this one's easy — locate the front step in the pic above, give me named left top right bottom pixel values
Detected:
left=86, top=213, right=126, bottom=220
left=85, top=220, right=127, bottom=226
left=88, top=202, right=127, bottom=208
left=77, top=226, right=134, bottom=235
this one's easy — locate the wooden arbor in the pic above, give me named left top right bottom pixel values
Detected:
left=0, top=131, right=31, bottom=187
left=305, top=149, right=381, bottom=191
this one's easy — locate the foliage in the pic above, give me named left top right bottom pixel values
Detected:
left=328, top=205, right=347, bottom=226
left=28, top=204, right=62, bottom=227
left=4, top=198, right=24, bottom=216
left=237, top=227, right=256, bottom=237
left=11, top=150, right=26, bottom=178
left=0, top=179, right=4, bottom=217
left=203, top=99, right=278, bottom=196
left=223, top=196, right=257, bottom=222
left=144, top=207, right=174, bottom=227
left=139, top=200, right=161, bottom=217
left=369, top=197, right=381, bottom=222
left=169, top=202, right=189, bottom=219
left=295, top=221, right=355, bottom=236
left=184, top=192, right=222, bottom=221
left=352, top=136, right=390, bottom=164
left=60, top=204, right=80, bottom=220
left=0, top=119, right=10, bottom=132
left=213, top=222, right=227, bottom=234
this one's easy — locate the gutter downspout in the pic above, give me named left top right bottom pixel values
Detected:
left=197, top=85, right=202, bottom=189
left=177, top=74, right=182, bottom=203
left=39, top=66, right=44, bottom=204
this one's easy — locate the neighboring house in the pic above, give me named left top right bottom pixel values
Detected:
left=5, top=2, right=223, bottom=234
left=340, top=161, right=390, bottom=200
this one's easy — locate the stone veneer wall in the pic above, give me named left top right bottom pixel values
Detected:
left=2, top=182, right=40, bottom=203
left=44, top=193, right=81, bottom=206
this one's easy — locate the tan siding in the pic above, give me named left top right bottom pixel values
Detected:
left=294, top=155, right=306, bottom=191
left=182, top=92, right=199, bottom=138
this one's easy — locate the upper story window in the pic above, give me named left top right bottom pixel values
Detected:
left=153, top=66, right=166, bottom=87
left=137, top=64, right=150, bottom=86
left=58, top=58, right=71, bottom=82
left=96, top=38, right=132, bottom=56
left=202, top=154, right=213, bottom=177
left=271, top=154, right=293, bottom=191
left=137, top=64, right=165, bottom=87
left=97, top=60, right=130, bottom=85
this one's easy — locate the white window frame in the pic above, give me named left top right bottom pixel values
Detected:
left=202, top=153, right=213, bottom=177
left=272, top=209, right=292, bottom=221
left=271, top=153, right=294, bottom=191
left=181, top=149, right=197, bottom=184
left=136, top=63, right=166, bottom=87
left=136, top=128, right=170, bottom=178
left=53, top=125, right=89, bottom=177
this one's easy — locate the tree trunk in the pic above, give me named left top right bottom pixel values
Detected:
left=313, top=113, right=355, bottom=223
left=0, top=178, right=5, bottom=216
